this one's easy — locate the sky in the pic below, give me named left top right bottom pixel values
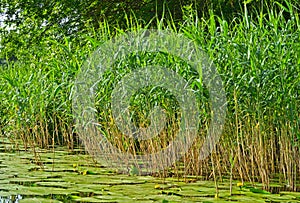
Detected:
left=0, top=12, right=7, bottom=52
left=0, top=14, right=5, bottom=28
left=0, top=8, right=14, bottom=31
left=0, top=7, right=6, bottom=28
left=0, top=10, right=14, bottom=51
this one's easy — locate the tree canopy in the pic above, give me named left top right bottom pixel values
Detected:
left=0, top=0, right=299, bottom=59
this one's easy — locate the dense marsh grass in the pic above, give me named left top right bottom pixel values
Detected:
left=0, top=1, right=299, bottom=190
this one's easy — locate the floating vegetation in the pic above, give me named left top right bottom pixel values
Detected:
left=1, top=138, right=300, bottom=202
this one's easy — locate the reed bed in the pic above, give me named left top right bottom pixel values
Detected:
left=0, top=1, right=299, bottom=190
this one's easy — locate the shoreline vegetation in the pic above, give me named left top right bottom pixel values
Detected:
left=0, top=0, right=299, bottom=192
left=1, top=137, right=300, bottom=202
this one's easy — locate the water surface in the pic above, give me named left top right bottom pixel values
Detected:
left=1, top=137, right=300, bottom=202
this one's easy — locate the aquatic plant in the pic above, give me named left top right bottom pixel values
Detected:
left=0, top=0, right=299, bottom=191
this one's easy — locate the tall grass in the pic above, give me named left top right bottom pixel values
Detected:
left=0, top=1, right=299, bottom=190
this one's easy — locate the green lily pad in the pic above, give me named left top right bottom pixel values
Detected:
left=35, top=181, right=74, bottom=189
left=19, top=198, right=63, bottom=203
left=72, top=196, right=117, bottom=202
left=249, top=187, right=270, bottom=194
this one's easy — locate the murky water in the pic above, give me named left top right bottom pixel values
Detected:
left=1, top=137, right=300, bottom=202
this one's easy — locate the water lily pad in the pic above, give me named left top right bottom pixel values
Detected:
left=9, top=177, right=42, bottom=186
left=19, top=197, right=62, bottom=203
left=2, top=136, right=299, bottom=203
left=0, top=164, right=7, bottom=168
left=0, top=183, right=27, bottom=193
left=249, top=187, right=270, bottom=194
left=72, top=196, right=117, bottom=202
left=35, top=181, right=74, bottom=189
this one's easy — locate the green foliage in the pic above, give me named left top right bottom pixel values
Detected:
left=0, top=0, right=299, bottom=188
left=2, top=0, right=299, bottom=59
left=0, top=0, right=189, bottom=58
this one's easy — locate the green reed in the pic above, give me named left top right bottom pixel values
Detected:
left=0, top=0, right=299, bottom=190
